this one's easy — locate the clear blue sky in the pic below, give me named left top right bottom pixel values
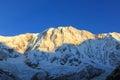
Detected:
left=0, top=0, right=120, bottom=36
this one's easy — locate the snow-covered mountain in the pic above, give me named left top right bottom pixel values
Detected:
left=0, top=26, right=120, bottom=80
left=0, top=26, right=95, bottom=53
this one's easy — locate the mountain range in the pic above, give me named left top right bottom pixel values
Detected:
left=0, top=26, right=120, bottom=80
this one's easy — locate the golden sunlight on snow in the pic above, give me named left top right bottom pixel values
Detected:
left=0, top=26, right=120, bottom=53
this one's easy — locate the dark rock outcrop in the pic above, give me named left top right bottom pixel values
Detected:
left=31, top=70, right=48, bottom=80
left=0, top=69, right=20, bottom=80
left=106, top=66, right=120, bottom=80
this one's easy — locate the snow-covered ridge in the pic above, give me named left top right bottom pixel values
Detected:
left=0, top=26, right=120, bottom=54
left=0, top=33, right=38, bottom=53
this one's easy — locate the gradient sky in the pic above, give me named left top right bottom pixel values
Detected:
left=0, top=0, right=120, bottom=36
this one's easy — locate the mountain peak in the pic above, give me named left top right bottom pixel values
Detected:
left=46, top=26, right=79, bottom=32
left=32, top=26, right=95, bottom=52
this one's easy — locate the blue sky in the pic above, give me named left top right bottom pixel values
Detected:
left=0, top=0, right=120, bottom=36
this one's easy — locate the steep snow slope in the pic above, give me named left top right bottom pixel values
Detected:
left=0, top=42, right=20, bottom=60
left=0, top=26, right=120, bottom=80
left=0, top=33, right=38, bottom=53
